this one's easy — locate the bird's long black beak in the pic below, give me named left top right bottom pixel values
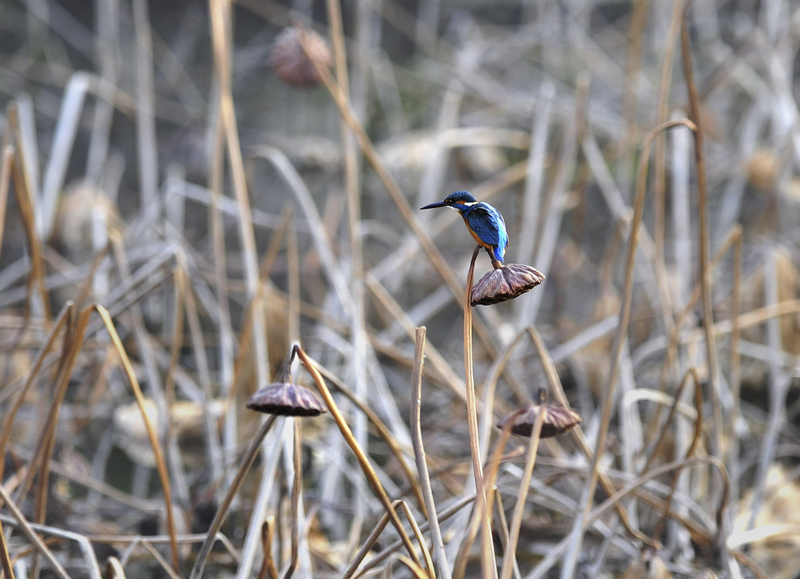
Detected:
left=420, top=201, right=447, bottom=210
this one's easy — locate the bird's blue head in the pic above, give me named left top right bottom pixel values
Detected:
left=420, top=190, right=478, bottom=211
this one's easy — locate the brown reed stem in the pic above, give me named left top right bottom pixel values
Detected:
left=0, top=516, right=14, bottom=579
left=681, top=2, right=721, bottom=458
left=500, top=407, right=544, bottom=579
left=189, top=415, right=279, bottom=579
left=652, top=368, right=704, bottom=540
left=256, top=517, right=279, bottom=579
left=463, top=246, right=495, bottom=578
left=293, top=345, right=423, bottom=569
left=561, top=119, right=697, bottom=578
left=410, top=326, right=451, bottom=578
left=281, top=418, right=302, bottom=579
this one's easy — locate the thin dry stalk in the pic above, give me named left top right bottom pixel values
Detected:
left=499, top=408, right=544, bottom=579
left=747, top=250, right=789, bottom=532
left=642, top=368, right=700, bottom=475
left=410, top=326, right=451, bottom=578
left=0, top=485, right=70, bottom=579
left=224, top=208, right=292, bottom=413
left=644, top=225, right=742, bottom=450
left=525, top=325, right=653, bottom=548
left=314, top=362, right=426, bottom=512
left=619, top=0, right=649, bottom=162
left=293, top=345, right=423, bottom=568
left=281, top=419, right=301, bottom=579
left=530, top=456, right=729, bottom=579
left=7, top=106, right=51, bottom=325
left=651, top=367, right=704, bottom=540
left=132, top=0, right=158, bottom=207
left=350, top=495, right=476, bottom=579
left=0, top=302, right=73, bottom=484
left=189, top=415, right=279, bottom=579
left=453, top=413, right=519, bottom=579
left=653, top=0, right=684, bottom=257
left=208, top=65, right=237, bottom=494
left=106, top=557, right=127, bottom=579
left=177, top=263, right=225, bottom=504
left=322, top=0, right=372, bottom=552
left=492, top=492, right=517, bottom=579
left=139, top=541, right=181, bottom=579
left=94, top=305, right=180, bottom=571
left=111, top=237, right=189, bottom=509
left=561, top=118, right=696, bottom=579
left=463, top=246, right=495, bottom=578
left=208, top=0, right=269, bottom=397
left=164, top=263, right=186, bottom=421
left=397, top=500, right=435, bottom=579
left=343, top=507, right=392, bottom=579
left=681, top=5, right=721, bottom=458
left=229, top=435, right=287, bottom=575
left=0, top=146, right=14, bottom=264
left=396, top=555, right=429, bottom=579
left=729, top=230, right=742, bottom=502
left=0, top=516, right=14, bottom=579
left=257, top=518, right=279, bottom=579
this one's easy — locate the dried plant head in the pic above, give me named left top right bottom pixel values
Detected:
left=471, top=263, right=545, bottom=306
left=247, top=381, right=326, bottom=417
left=498, top=389, right=580, bottom=438
left=270, top=27, right=332, bottom=88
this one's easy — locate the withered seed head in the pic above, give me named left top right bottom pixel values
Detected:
left=499, top=400, right=581, bottom=438
left=471, top=263, right=545, bottom=306
left=270, top=27, right=332, bottom=88
left=247, top=382, right=326, bottom=417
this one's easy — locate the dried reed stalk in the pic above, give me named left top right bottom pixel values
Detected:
left=462, top=247, right=495, bottom=578
left=410, top=326, right=451, bottom=578
left=294, top=345, right=423, bottom=569
left=499, top=406, right=544, bottom=579
left=561, top=118, right=696, bottom=578
left=189, top=415, right=279, bottom=579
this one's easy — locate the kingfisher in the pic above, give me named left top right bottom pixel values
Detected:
left=420, top=190, right=509, bottom=268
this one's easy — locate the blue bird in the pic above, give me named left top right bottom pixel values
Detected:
left=420, top=190, right=509, bottom=268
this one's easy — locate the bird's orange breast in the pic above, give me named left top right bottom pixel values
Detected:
left=462, top=214, right=493, bottom=250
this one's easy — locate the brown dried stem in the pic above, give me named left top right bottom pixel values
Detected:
left=410, top=326, right=450, bottom=578
left=562, top=118, right=697, bottom=576
left=256, top=517, right=279, bottom=579
left=681, top=1, right=721, bottom=458
left=463, top=246, right=495, bottom=579
left=499, top=406, right=544, bottom=579
left=189, top=415, right=279, bottom=579
left=281, top=418, right=302, bottom=579
left=293, top=345, right=423, bottom=569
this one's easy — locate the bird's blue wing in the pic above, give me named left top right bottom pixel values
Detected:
left=466, top=204, right=509, bottom=261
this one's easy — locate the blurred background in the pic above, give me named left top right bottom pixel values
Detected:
left=2, top=0, right=800, bottom=577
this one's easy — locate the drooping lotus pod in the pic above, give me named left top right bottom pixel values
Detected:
left=270, top=27, right=332, bottom=88
left=497, top=389, right=581, bottom=439
left=471, top=263, right=545, bottom=306
left=247, top=382, right=326, bottom=417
